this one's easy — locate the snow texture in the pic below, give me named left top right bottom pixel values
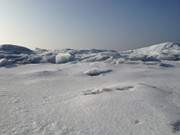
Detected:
left=0, top=59, right=180, bottom=135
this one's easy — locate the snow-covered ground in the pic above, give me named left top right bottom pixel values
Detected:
left=1, top=42, right=180, bottom=135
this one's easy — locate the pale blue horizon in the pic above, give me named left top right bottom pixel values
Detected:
left=0, top=0, right=180, bottom=50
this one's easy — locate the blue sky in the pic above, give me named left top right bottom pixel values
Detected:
left=0, top=0, right=180, bottom=50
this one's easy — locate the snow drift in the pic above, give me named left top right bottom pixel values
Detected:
left=84, top=68, right=112, bottom=76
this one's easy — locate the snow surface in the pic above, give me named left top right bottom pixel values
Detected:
left=1, top=61, right=180, bottom=135
left=1, top=42, right=180, bottom=135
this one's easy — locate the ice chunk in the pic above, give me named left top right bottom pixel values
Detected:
left=0, top=58, right=8, bottom=66
left=55, top=53, right=73, bottom=64
left=0, top=58, right=14, bottom=66
left=159, top=62, right=174, bottom=67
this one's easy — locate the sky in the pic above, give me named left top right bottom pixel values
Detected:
left=0, top=0, right=180, bottom=50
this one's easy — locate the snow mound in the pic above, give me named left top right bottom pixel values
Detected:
left=0, top=44, right=33, bottom=54
left=128, top=42, right=180, bottom=61
left=0, top=44, right=37, bottom=66
left=84, top=68, right=112, bottom=76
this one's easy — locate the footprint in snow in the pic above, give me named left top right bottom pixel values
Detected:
left=83, top=85, right=134, bottom=95
left=42, top=96, right=52, bottom=104
left=134, top=120, right=143, bottom=125
left=0, top=91, right=10, bottom=97
left=115, top=86, right=134, bottom=91
left=10, top=97, right=20, bottom=103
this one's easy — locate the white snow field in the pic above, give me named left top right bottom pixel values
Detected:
left=1, top=42, right=180, bottom=135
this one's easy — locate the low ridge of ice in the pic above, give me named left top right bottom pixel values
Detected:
left=0, top=42, right=180, bottom=67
